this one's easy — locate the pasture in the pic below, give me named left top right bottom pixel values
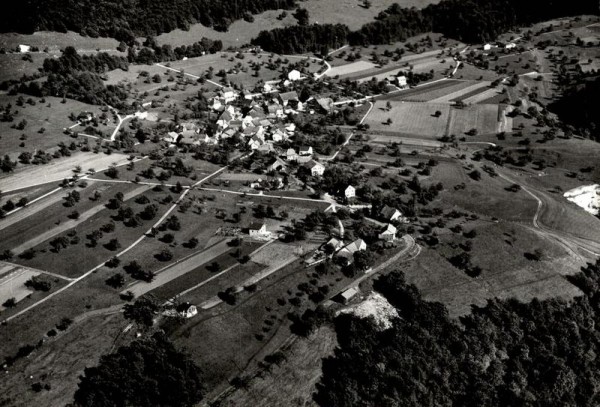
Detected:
left=0, top=95, right=116, bottom=158
left=0, top=53, right=46, bottom=82
left=0, top=151, right=130, bottom=193
left=0, top=263, right=40, bottom=310
left=446, top=104, right=501, bottom=136
left=364, top=100, right=450, bottom=138
left=0, top=31, right=122, bottom=54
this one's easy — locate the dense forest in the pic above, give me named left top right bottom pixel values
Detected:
left=73, top=332, right=204, bottom=407
left=1, top=0, right=296, bottom=42
left=549, top=76, right=600, bottom=142
left=251, top=24, right=350, bottom=55
left=315, top=259, right=600, bottom=407
left=253, top=0, right=598, bottom=53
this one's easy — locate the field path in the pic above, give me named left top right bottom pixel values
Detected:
left=497, top=170, right=600, bottom=258
left=1, top=161, right=233, bottom=324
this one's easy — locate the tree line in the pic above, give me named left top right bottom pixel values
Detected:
left=251, top=0, right=598, bottom=53
left=315, top=259, right=600, bottom=407
left=1, top=0, right=297, bottom=43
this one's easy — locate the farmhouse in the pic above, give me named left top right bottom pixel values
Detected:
left=247, top=222, right=267, bottom=236
left=278, top=91, right=299, bottom=106
left=324, top=237, right=344, bottom=253
left=339, top=287, right=360, bottom=304
left=286, top=148, right=299, bottom=162
left=483, top=43, right=493, bottom=51
left=299, top=146, right=313, bottom=156
left=381, top=205, right=403, bottom=222
left=316, top=97, right=334, bottom=113
left=344, top=185, right=356, bottom=199
left=164, top=131, right=179, bottom=143
left=337, top=239, right=367, bottom=263
left=221, top=87, right=237, bottom=103
left=378, top=224, right=397, bottom=242
left=306, top=160, right=325, bottom=177
left=266, top=157, right=288, bottom=172
left=396, top=75, right=408, bottom=88
left=287, top=69, right=301, bottom=81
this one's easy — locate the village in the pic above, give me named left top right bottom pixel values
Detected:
left=0, top=7, right=599, bottom=406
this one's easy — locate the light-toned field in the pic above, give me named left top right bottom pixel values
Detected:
left=398, top=80, right=477, bottom=102
left=447, top=104, right=500, bottom=136
left=326, top=60, right=376, bottom=77
left=429, top=81, right=491, bottom=103
left=0, top=53, right=46, bottom=82
left=0, top=151, right=130, bottom=192
left=0, top=95, right=116, bottom=157
left=0, top=263, right=40, bottom=310
left=365, top=100, right=451, bottom=137
left=0, top=31, right=122, bottom=54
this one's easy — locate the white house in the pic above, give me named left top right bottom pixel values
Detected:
left=299, top=146, right=313, bottom=156
left=344, top=185, right=356, bottom=199
left=505, top=43, right=517, bottom=50
left=248, top=222, right=267, bottom=236
left=397, top=75, right=408, bottom=88
left=306, top=160, right=325, bottom=177
left=378, top=224, right=397, bottom=242
left=381, top=205, right=403, bottom=222
left=221, top=87, right=237, bottom=103
left=287, top=69, right=301, bottom=81
left=18, top=44, right=31, bottom=53
left=324, top=237, right=344, bottom=253
left=483, top=43, right=492, bottom=51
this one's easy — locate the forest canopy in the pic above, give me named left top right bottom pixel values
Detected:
left=73, top=332, right=204, bottom=407
left=253, top=0, right=598, bottom=53
left=1, top=0, right=297, bottom=42
left=315, top=260, right=600, bottom=407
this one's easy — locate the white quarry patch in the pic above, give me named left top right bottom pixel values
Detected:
left=564, top=184, right=600, bottom=216
left=339, top=292, right=399, bottom=330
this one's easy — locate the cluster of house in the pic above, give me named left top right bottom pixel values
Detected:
left=483, top=42, right=517, bottom=51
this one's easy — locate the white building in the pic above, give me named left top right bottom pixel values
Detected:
left=381, top=205, right=403, bottom=222
left=483, top=43, right=492, bottom=51
left=397, top=75, right=408, bottom=88
left=299, top=146, right=313, bottom=156
left=337, top=239, right=367, bottom=263
left=306, top=160, right=325, bottom=177
left=248, top=222, right=267, bottom=236
left=287, top=69, right=301, bottom=81
left=344, top=185, right=356, bottom=199
left=378, top=224, right=397, bottom=242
